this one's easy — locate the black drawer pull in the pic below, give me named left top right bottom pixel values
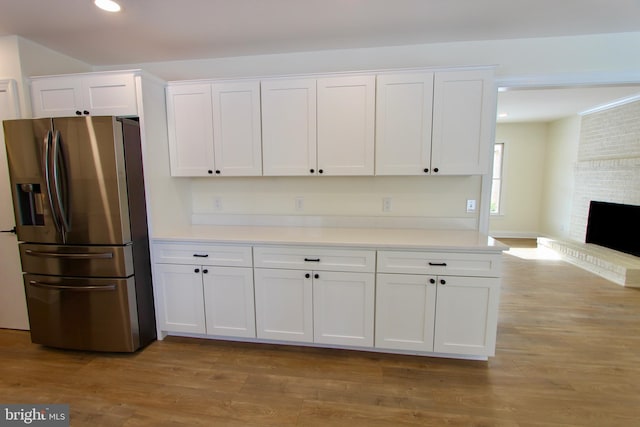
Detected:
left=193, top=254, right=209, bottom=258
left=304, top=258, right=320, bottom=262
left=428, top=262, right=447, bottom=267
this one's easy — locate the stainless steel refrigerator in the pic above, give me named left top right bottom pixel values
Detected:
left=2, top=116, right=156, bottom=352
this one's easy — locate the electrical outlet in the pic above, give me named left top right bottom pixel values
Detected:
left=466, top=199, right=476, bottom=213
left=383, top=197, right=393, bottom=212
left=213, top=197, right=223, bottom=211
left=295, top=196, right=304, bottom=211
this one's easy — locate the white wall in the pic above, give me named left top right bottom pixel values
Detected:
left=0, top=36, right=25, bottom=116
left=540, top=116, right=581, bottom=239
left=489, top=123, right=548, bottom=237
left=191, top=175, right=481, bottom=226
left=0, top=36, right=92, bottom=118
left=100, top=32, right=640, bottom=81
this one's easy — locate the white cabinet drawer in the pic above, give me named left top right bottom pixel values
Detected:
left=153, top=242, right=252, bottom=267
left=254, top=246, right=375, bottom=273
left=377, top=251, right=500, bottom=277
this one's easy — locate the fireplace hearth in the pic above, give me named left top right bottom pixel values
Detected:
left=585, top=201, right=640, bottom=257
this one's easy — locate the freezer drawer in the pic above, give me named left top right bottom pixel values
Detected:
left=24, top=274, right=140, bottom=352
left=20, top=243, right=134, bottom=277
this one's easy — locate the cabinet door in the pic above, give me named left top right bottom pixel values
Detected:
left=31, top=77, right=82, bottom=118
left=317, top=75, right=375, bottom=175
left=154, top=264, right=206, bottom=334
left=166, top=84, right=216, bottom=176
left=375, top=274, right=436, bottom=352
left=431, top=69, right=494, bottom=175
left=375, top=73, right=434, bottom=175
left=211, top=81, right=262, bottom=176
left=81, top=73, right=138, bottom=116
left=203, top=266, right=256, bottom=338
left=434, top=276, right=500, bottom=356
left=313, top=271, right=375, bottom=347
left=254, top=268, right=313, bottom=342
left=261, top=79, right=317, bottom=176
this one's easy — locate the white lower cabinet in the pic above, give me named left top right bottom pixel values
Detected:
left=254, top=268, right=375, bottom=347
left=433, top=276, right=500, bottom=356
left=154, top=263, right=207, bottom=334
left=153, top=242, right=502, bottom=359
left=376, top=250, right=502, bottom=357
left=253, top=246, right=376, bottom=348
left=313, top=271, right=375, bottom=347
left=375, top=273, right=437, bottom=352
left=254, top=268, right=313, bottom=343
left=203, top=266, right=255, bottom=338
left=154, top=263, right=255, bottom=337
left=153, top=242, right=255, bottom=339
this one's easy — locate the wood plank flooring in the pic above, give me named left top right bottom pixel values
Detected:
left=2, top=240, right=640, bottom=426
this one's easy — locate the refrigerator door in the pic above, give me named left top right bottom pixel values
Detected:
left=3, top=118, right=60, bottom=243
left=24, top=274, right=140, bottom=352
left=3, top=116, right=132, bottom=245
left=52, top=116, right=131, bottom=245
left=19, top=243, right=135, bottom=278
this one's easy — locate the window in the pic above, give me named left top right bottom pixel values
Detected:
left=490, top=143, right=504, bottom=215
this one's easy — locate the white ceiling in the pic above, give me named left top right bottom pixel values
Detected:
left=1, top=0, right=639, bottom=123
left=496, top=85, right=640, bottom=123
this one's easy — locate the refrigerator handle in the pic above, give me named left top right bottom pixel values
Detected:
left=24, top=249, right=114, bottom=259
left=50, top=130, right=70, bottom=240
left=29, top=280, right=117, bottom=292
left=42, top=130, right=62, bottom=234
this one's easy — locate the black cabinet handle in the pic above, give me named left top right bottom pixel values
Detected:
left=429, top=278, right=436, bottom=284
left=423, top=168, right=429, bottom=173
left=215, top=170, right=221, bottom=175
left=310, top=169, right=315, bottom=174
left=305, top=273, right=310, bottom=279
left=83, top=110, right=90, bottom=115
left=193, top=254, right=209, bottom=258
left=203, top=269, right=209, bottom=274
left=194, top=268, right=200, bottom=273
left=75, top=110, right=82, bottom=116
left=208, top=170, right=213, bottom=174
left=318, top=169, right=324, bottom=174
left=428, top=262, right=447, bottom=267
left=314, top=274, right=319, bottom=279
left=433, top=167, right=439, bottom=173
left=440, top=279, right=446, bottom=285
left=304, top=258, right=320, bottom=262
left=0, top=226, right=16, bottom=234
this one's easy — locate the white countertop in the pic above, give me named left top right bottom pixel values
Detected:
left=152, top=225, right=508, bottom=253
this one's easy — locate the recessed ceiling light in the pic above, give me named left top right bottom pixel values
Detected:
left=94, top=0, right=121, bottom=12
left=497, top=113, right=509, bottom=118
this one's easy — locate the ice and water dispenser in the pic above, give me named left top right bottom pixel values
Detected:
left=16, top=183, right=45, bottom=226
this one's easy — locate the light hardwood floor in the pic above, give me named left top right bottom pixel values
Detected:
left=1, top=240, right=640, bottom=426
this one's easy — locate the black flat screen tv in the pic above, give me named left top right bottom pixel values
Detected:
left=585, top=201, right=640, bottom=257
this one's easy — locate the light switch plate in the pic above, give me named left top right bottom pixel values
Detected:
left=466, top=199, right=476, bottom=213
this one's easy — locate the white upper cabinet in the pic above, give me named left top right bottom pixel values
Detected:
left=261, top=75, right=375, bottom=176
left=166, top=84, right=216, bottom=177
left=317, top=75, right=376, bottom=176
left=31, top=72, right=138, bottom=118
left=261, top=78, right=317, bottom=176
left=211, top=82, right=262, bottom=176
left=431, top=69, right=495, bottom=175
left=375, top=73, right=434, bottom=175
left=166, top=81, right=262, bottom=177
left=375, top=68, right=494, bottom=176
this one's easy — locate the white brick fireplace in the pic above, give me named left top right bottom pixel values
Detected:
left=540, top=99, right=640, bottom=287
